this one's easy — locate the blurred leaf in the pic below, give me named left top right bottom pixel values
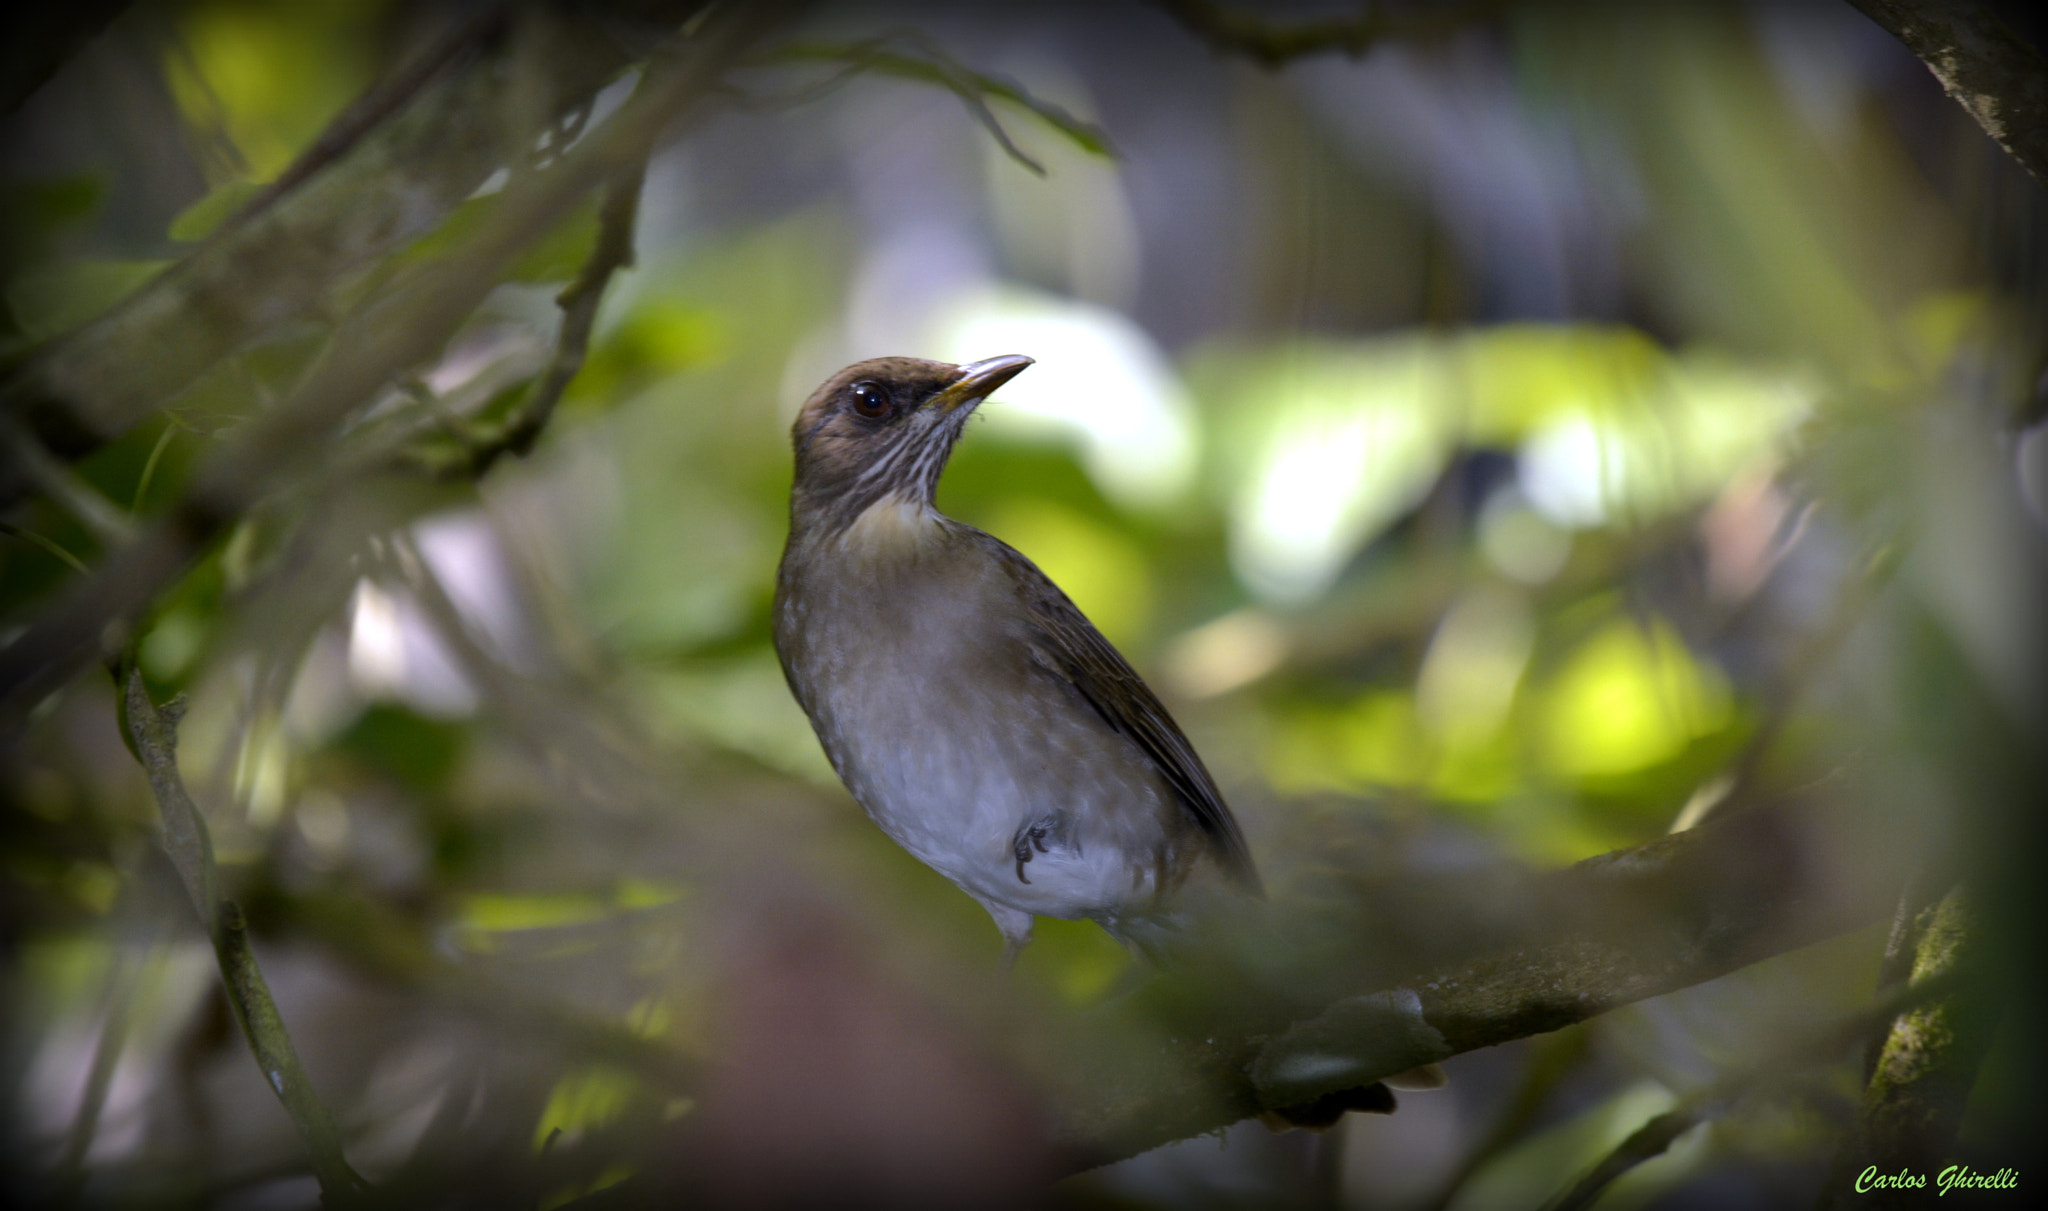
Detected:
left=1015, top=917, right=1132, bottom=1004
left=5, top=174, right=104, bottom=229
left=6, top=259, right=170, bottom=341
left=461, top=892, right=611, bottom=936
left=335, top=703, right=467, bottom=790
left=167, top=178, right=266, bottom=241
left=400, top=191, right=602, bottom=285
left=163, top=0, right=378, bottom=179
left=532, top=1064, right=639, bottom=1150
left=1218, top=339, right=1456, bottom=603
left=511, top=197, right=601, bottom=284
left=1264, top=691, right=1430, bottom=797
left=1459, top=324, right=1668, bottom=443
left=568, top=298, right=728, bottom=406
left=1537, top=617, right=1734, bottom=781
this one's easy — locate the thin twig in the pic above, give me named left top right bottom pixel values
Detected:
left=120, top=668, right=370, bottom=1205
left=0, top=520, right=90, bottom=574
left=781, top=34, right=1115, bottom=174
left=405, top=157, right=650, bottom=480
left=130, top=423, right=179, bottom=515
left=0, top=2, right=712, bottom=513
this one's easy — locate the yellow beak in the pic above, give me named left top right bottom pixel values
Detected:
left=929, top=354, right=1034, bottom=414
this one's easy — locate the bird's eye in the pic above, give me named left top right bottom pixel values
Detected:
left=848, top=381, right=892, bottom=419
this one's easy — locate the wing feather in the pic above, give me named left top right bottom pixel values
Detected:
left=985, top=535, right=1263, bottom=894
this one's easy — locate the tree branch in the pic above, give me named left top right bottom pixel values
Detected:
left=1542, top=968, right=1959, bottom=1211
left=1052, top=799, right=1893, bottom=1168
left=1819, top=884, right=1998, bottom=1208
left=1847, top=0, right=2048, bottom=184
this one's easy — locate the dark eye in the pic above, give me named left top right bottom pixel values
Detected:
left=848, top=380, right=892, bottom=419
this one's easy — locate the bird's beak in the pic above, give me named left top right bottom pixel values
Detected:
left=929, top=354, right=1034, bottom=415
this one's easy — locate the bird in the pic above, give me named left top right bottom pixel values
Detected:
left=772, top=354, right=1261, bottom=963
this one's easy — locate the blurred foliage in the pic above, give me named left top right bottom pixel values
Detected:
left=2, top=0, right=2042, bottom=1208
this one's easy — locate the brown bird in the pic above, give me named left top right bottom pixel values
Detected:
left=773, top=355, right=1260, bottom=962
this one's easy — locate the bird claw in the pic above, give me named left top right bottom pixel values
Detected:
left=1013, top=823, right=1052, bottom=883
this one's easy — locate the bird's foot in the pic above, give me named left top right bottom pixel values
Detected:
left=1012, top=822, right=1053, bottom=883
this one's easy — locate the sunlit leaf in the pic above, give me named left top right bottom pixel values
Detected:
left=1538, top=617, right=1734, bottom=780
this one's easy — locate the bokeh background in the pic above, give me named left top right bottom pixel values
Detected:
left=3, top=0, right=2044, bottom=1207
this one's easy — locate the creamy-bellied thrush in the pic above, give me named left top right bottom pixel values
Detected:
left=773, top=354, right=1261, bottom=961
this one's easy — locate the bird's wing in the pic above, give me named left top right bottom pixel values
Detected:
left=988, top=536, right=1263, bottom=894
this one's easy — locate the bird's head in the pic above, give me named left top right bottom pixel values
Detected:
left=787, top=354, right=1033, bottom=527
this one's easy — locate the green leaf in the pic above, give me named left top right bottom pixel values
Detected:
left=336, top=704, right=467, bottom=790
left=8, top=174, right=105, bottom=227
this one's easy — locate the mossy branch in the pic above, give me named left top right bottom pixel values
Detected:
left=1848, top=0, right=2048, bottom=185
left=1819, top=884, right=1997, bottom=1208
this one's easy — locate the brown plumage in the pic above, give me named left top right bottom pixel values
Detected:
left=773, top=355, right=1259, bottom=961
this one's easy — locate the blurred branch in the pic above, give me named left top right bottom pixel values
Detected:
left=1057, top=799, right=1891, bottom=1167
left=0, top=414, right=136, bottom=544
left=0, top=1, right=711, bottom=512
left=1847, top=0, right=2048, bottom=184
left=1154, top=0, right=1499, bottom=68
left=120, top=669, right=370, bottom=1207
left=1820, top=885, right=1998, bottom=1208
left=0, top=3, right=797, bottom=729
left=248, top=880, right=705, bottom=1095
left=780, top=35, right=1114, bottom=174
left=404, top=158, right=649, bottom=480
left=0, top=520, right=89, bottom=574
left=1541, top=970, right=1959, bottom=1211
